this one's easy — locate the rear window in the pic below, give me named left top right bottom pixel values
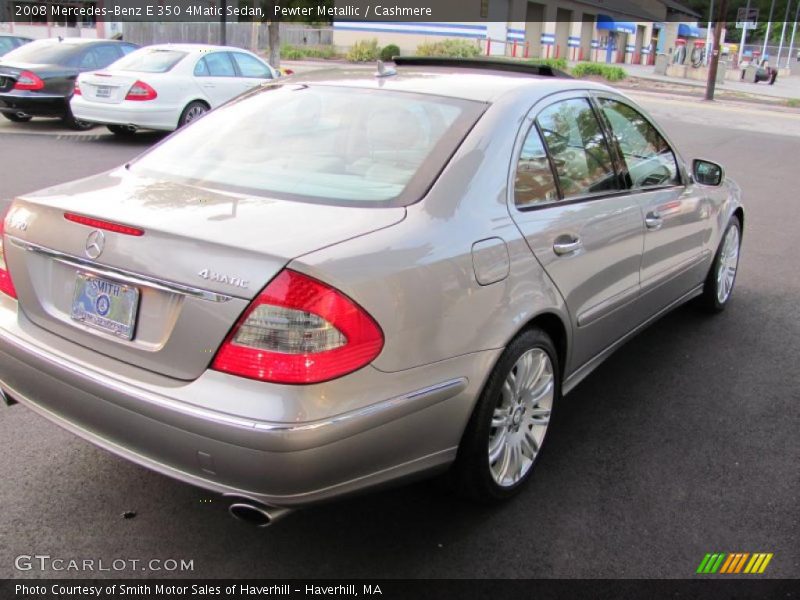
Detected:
left=0, top=38, right=15, bottom=54
left=1, top=40, right=82, bottom=65
left=131, top=85, right=485, bottom=207
left=111, top=48, right=188, bottom=73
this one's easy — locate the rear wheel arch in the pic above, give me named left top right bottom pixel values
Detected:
left=178, top=99, right=210, bottom=128
left=517, top=312, right=569, bottom=383
left=733, top=207, right=744, bottom=239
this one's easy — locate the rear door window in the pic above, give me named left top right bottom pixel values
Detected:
left=203, top=52, right=236, bottom=77
left=536, top=98, right=620, bottom=199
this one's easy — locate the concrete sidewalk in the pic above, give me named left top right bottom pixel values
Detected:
left=617, top=62, right=800, bottom=102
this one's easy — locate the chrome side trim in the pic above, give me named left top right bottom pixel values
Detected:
left=640, top=250, right=712, bottom=294
left=563, top=283, right=704, bottom=395
left=577, top=284, right=640, bottom=327
left=8, top=237, right=233, bottom=303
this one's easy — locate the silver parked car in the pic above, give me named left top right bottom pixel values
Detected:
left=0, top=58, right=743, bottom=525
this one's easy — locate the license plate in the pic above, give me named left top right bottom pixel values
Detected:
left=71, top=273, right=139, bottom=340
left=95, top=85, right=112, bottom=98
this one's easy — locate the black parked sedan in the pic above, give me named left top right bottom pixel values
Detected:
left=0, top=34, right=33, bottom=57
left=0, top=38, right=138, bottom=129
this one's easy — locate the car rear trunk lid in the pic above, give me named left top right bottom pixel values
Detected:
left=3, top=169, right=405, bottom=380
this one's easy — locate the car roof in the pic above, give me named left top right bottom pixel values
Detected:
left=142, top=43, right=253, bottom=53
left=288, top=64, right=616, bottom=104
left=25, top=37, right=128, bottom=46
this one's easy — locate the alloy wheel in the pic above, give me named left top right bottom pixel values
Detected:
left=488, top=348, right=554, bottom=487
left=716, top=224, right=740, bottom=304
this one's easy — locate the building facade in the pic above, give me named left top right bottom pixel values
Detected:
left=333, top=0, right=706, bottom=65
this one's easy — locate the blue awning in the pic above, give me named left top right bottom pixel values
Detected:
left=596, top=15, right=637, bottom=35
left=678, top=24, right=703, bottom=37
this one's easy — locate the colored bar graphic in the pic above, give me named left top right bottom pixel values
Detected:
left=699, top=552, right=774, bottom=574
left=758, top=554, right=773, bottom=573
left=696, top=553, right=713, bottom=574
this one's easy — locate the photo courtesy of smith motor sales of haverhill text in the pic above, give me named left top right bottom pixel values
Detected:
left=0, top=0, right=798, bottom=598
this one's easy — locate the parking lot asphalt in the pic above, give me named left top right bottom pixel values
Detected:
left=0, top=101, right=797, bottom=580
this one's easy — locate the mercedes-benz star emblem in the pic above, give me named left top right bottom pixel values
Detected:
left=85, top=230, right=105, bottom=260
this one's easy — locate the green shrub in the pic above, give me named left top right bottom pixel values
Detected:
left=416, top=39, right=481, bottom=58
left=280, top=44, right=339, bottom=60
left=346, top=39, right=380, bottom=62
left=571, top=62, right=627, bottom=82
left=527, top=57, right=568, bottom=70
left=380, top=44, right=401, bottom=62
left=787, top=98, right=800, bottom=108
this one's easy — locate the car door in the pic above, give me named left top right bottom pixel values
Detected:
left=230, top=51, right=274, bottom=95
left=593, top=94, right=709, bottom=318
left=508, top=92, right=646, bottom=372
left=192, top=51, right=240, bottom=107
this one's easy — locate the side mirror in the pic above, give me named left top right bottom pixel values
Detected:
left=693, top=159, right=724, bottom=186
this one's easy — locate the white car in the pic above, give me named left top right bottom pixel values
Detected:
left=71, top=44, right=279, bottom=134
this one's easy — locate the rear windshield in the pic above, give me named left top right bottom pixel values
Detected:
left=111, top=49, right=188, bottom=73
left=131, top=85, right=485, bottom=207
left=1, top=40, right=81, bottom=65
left=0, top=38, right=16, bottom=54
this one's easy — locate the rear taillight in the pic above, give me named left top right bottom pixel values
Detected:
left=13, top=70, right=44, bottom=91
left=212, top=269, right=383, bottom=384
left=73, top=80, right=81, bottom=95
left=0, top=209, right=17, bottom=299
left=125, top=80, right=157, bottom=101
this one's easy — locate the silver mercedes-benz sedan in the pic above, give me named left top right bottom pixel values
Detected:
left=0, top=58, right=743, bottom=525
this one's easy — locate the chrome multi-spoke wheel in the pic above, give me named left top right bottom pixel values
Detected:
left=715, top=224, right=740, bottom=304
left=488, top=348, right=554, bottom=487
left=184, top=105, right=206, bottom=122
left=700, top=216, right=741, bottom=312
left=452, top=328, right=559, bottom=502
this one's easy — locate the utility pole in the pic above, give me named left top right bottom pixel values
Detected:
left=776, top=0, right=791, bottom=67
left=706, top=0, right=729, bottom=100
left=738, top=0, right=751, bottom=66
left=788, top=1, right=799, bottom=68
left=220, top=0, right=227, bottom=46
left=762, top=0, right=776, bottom=57
left=706, top=0, right=715, bottom=65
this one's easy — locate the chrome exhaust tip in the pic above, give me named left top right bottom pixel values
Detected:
left=228, top=502, right=292, bottom=527
left=0, top=388, right=17, bottom=406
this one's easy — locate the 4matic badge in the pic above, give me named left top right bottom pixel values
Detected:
left=197, top=268, right=249, bottom=290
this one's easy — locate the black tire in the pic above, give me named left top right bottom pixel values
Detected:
left=178, top=101, right=209, bottom=127
left=2, top=112, right=32, bottom=123
left=62, top=107, right=94, bottom=131
left=699, top=215, right=742, bottom=313
left=107, top=124, right=137, bottom=136
left=450, top=328, right=560, bottom=503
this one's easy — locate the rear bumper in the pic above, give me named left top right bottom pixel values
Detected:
left=70, top=96, right=179, bottom=131
left=0, top=91, right=68, bottom=118
left=0, top=301, right=494, bottom=507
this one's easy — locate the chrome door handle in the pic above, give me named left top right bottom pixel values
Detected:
left=202, top=83, right=216, bottom=89
left=553, top=236, right=582, bottom=256
left=645, top=211, right=663, bottom=231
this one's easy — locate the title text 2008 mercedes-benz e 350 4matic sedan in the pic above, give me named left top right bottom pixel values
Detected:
left=0, top=58, right=743, bottom=526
